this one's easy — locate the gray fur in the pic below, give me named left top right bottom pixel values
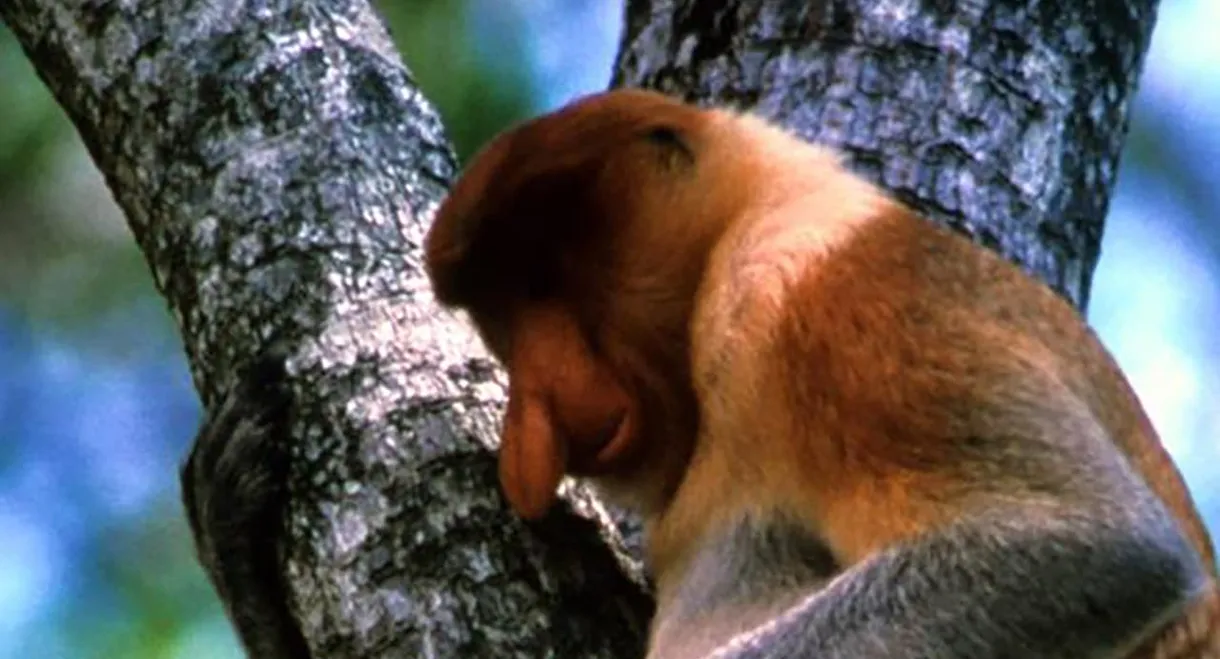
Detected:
left=699, top=504, right=1204, bottom=659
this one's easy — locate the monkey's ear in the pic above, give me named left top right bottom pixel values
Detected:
left=642, top=124, right=695, bottom=169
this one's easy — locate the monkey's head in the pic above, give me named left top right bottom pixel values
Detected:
left=424, top=89, right=747, bottom=520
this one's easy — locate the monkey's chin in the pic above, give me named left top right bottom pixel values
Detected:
left=584, top=461, right=676, bottom=520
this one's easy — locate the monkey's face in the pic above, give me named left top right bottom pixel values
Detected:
left=423, top=89, right=732, bottom=519
left=451, top=287, right=701, bottom=520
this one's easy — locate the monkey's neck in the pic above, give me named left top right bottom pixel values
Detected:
left=646, top=513, right=839, bottom=658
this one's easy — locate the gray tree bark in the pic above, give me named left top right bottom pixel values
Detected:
left=0, top=0, right=1158, bottom=657
left=616, top=0, right=1158, bottom=309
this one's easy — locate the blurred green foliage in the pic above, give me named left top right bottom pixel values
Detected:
left=0, top=31, right=69, bottom=189
left=0, top=17, right=161, bottom=331
left=0, top=0, right=535, bottom=331
left=382, top=0, right=536, bottom=161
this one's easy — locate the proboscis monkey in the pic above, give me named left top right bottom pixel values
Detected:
left=424, top=88, right=1219, bottom=659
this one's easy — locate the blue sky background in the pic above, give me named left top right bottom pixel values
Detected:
left=0, top=1, right=1214, bottom=657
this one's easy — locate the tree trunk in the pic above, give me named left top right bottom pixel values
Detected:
left=0, top=0, right=1158, bottom=656
left=616, top=0, right=1158, bottom=309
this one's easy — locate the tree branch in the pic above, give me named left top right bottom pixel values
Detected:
left=1, top=0, right=649, bottom=656
left=615, top=0, right=1158, bottom=309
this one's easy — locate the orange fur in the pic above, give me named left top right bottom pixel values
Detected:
left=424, top=88, right=1218, bottom=658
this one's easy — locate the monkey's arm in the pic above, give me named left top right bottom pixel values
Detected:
left=699, top=503, right=1204, bottom=659
left=180, top=344, right=310, bottom=659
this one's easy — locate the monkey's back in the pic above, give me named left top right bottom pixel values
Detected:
left=746, top=202, right=1219, bottom=657
left=927, top=220, right=1219, bottom=659
left=832, top=207, right=1220, bottom=658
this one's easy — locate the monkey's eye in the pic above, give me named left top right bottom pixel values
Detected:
left=642, top=125, right=695, bottom=167
left=644, top=125, right=684, bottom=147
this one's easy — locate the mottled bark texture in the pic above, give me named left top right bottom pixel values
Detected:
left=0, top=0, right=650, bottom=657
left=616, top=0, right=1158, bottom=309
left=1, top=0, right=1158, bottom=656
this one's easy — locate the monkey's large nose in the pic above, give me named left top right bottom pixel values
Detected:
left=497, top=394, right=565, bottom=520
